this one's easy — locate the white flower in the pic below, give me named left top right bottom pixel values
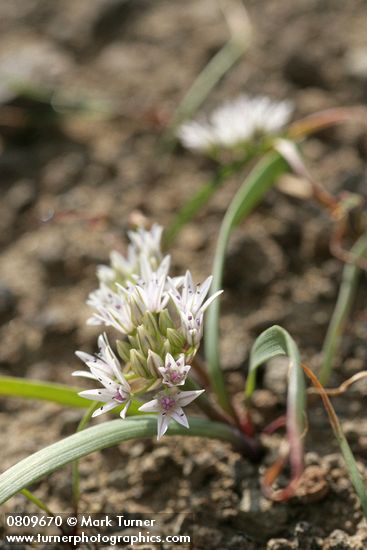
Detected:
left=127, top=224, right=163, bottom=268
left=158, top=353, right=190, bottom=386
left=178, top=94, right=293, bottom=153
left=139, top=389, right=204, bottom=439
left=138, top=254, right=170, bottom=285
left=87, top=284, right=135, bottom=335
left=168, top=272, right=223, bottom=346
left=73, top=334, right=131, bottom=418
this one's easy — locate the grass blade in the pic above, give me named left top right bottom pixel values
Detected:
left=0, top=376, right=141, bottom=415
left=168, top=38, right=247, bottom=135
left=0, top=376, right=87, bottom=408
left=0, top=417, right=256, bottom=504
left=245, top=325, right=306, bottom=499
left=303, top=364, right=367, bottom=517
left=204, top=152, right=289, bottom=415
left=319, top=231, right=367, bottom=385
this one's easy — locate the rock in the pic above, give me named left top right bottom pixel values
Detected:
left=325, top=529, right=357, bottom=550
left=345, top=48, right=367, bottom=82
left=6, top=179, right=36, bottom=212
left=267, top=539, right=295, bottom=550
left=0, top=34, right=72, bottom=101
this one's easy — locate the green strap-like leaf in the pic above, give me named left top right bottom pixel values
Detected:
left=245, top=325, right=306, bottom=494
left=0, top=376, right=141, bottom=415
left=319, top=231, right=367, bottom=385
left=204, top=152, right=289, bottom=414
left=246, top=325, right=301, bottom=399
left=0, top=416, right=251, bottom=505
left=165, top=37, right=249, bottom=138
left=0, top=376, right=87, bottom=408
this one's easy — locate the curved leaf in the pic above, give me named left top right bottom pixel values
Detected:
left=245, top=325, right=306, bottom=500
left=204, top=152, right=289, bottom=415
left=0, top=417, right=252, bottom=505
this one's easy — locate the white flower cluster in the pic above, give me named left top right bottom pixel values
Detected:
left=178, top=94, right=293, bottom=154
left=74, top=224, right=222, bottom=439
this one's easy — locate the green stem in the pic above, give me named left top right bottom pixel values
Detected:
left=303, top=364, right=367, bottom=518
left=319, top=231, right=367, bottom=385
left=71, top=403, right=99, bottom=513
left=21, top=489, right=55, bottom=515
left=205, top=152, right=289, bottom=415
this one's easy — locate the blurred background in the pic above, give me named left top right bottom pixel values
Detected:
left=1, top=1, right=367, bottom=545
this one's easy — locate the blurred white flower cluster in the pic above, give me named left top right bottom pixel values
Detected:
left=178, top=94, right=293, bottom=154
left=74, top=224, right=222, bottom=439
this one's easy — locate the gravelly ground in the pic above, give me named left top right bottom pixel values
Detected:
left=1, top=1, right=367, bottom=548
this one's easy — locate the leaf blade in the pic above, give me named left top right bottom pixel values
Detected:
left=0, top=417, right=250, bottom=505
left=0, top=376, right=142, bottom=415
left=204, top=152, right=289, bottom=414
left=245, top=325, right=306, bottom=499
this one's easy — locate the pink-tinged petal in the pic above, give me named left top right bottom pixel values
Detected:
left=72, top=370, right=97, bottom=380
left=138, top=398, right=160, bottom=413
left=171, top=407, right=189, bottom=429
left=78, top=389, right=113, bottom=401
left=176, top=389, right=205, bottom=407
left=157, top=413, right=170, bottom=440
left=92, top=401, right=117, bottom=417
left=165, top=352, right=175, bottom=367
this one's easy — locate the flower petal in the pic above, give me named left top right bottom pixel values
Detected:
left=171, top=407, right=189, bottom=429
left=157, top=413, right=170, bottom=440
left=92, top=401, right=117, bottom=417
left=176, top=389, right=205, bottom=407
left=138, top=398, right=160, bottom=413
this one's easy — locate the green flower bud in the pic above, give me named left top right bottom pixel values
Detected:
left=166, top=328, right=185, bottom=352
left=136, top=325, right=155, bottom=356
left=130, top=349, right=149, bottom=378
left=147, top=349, right=164, bottom=378
left=142, top=311, right=160, bottom=339
left=158, top=309, right=174, bottom=335
left=116, top=339, right=131, bottom=363
left=128, top=334, right=139, bottom=350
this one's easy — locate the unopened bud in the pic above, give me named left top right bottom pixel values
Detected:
left=116, top=339, right=131, bottom=363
